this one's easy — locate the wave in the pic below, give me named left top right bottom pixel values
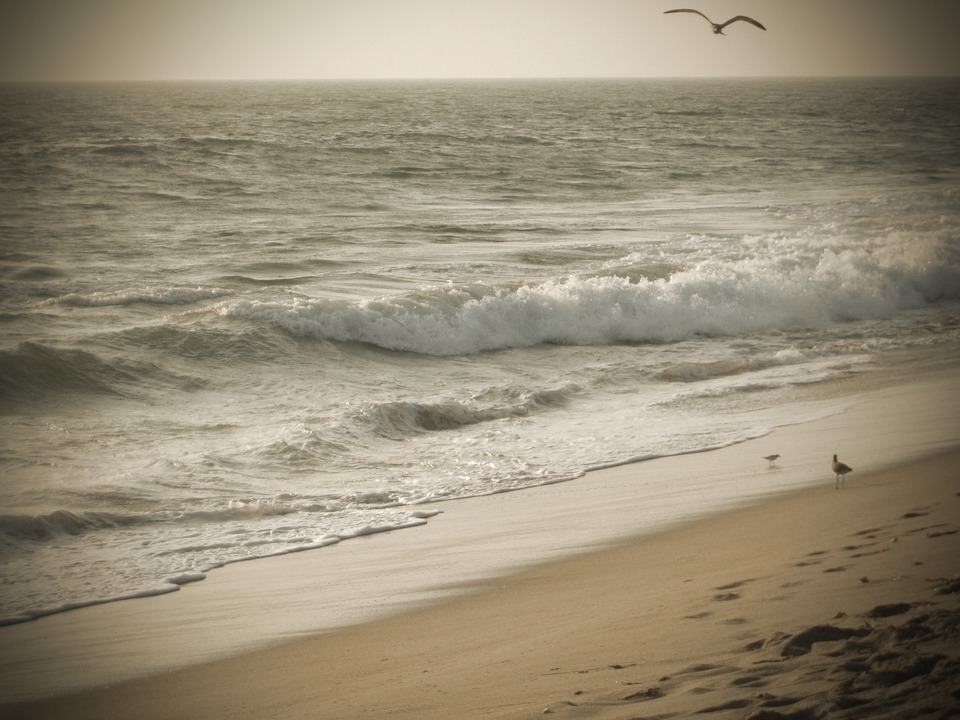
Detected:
left=0, top=342, right=130, bottom=400
left=0, top=503, right=306, bottom=548
left=256, top=429, right=355, bottom=469
left=0, top=509, right=150, bottom=544
left=215, top=236, right=960, bottom=356
left=91, top=317, right=307, bottom=367
left=0, top=502, right=442, bottom=626
left=216, top=274, right=316, bottom=287
left=656, top=349, right=812, bottom=383
left=172, top=135, right=278, bottom=153
left=0, top=341, right=201, bottom=404
left=90, top=142, right=156, bottom=157
left=0, top=495, right=430, bottom=548
left=4, top=264, right=68, bottom=282
left=46, top=285, right=233, bottom=308
left=655, top=108, right=723, bottom=117
left=357, top=384, right=578, bottom=438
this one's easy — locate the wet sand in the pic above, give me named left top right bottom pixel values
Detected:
left=3, top=370, right=960, bottom=719
left=7, top=455, right=960, bottom=719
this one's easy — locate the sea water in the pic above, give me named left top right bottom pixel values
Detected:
left=1, top=78, right=959, bottom=624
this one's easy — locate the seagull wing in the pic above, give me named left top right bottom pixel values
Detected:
left=663, top=9, right=715, bottom=25
left=718, top=15, right=767, bottom=31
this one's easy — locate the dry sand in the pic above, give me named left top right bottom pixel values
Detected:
left=6, top=445, right=959, bottom=719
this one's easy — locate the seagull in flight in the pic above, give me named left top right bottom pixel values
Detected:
left=664, top=9, right=767, bottom=34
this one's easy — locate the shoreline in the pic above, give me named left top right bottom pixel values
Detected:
left=1, top=364, right=959, bottom=715
left=7, top=449, right=960, bottom=719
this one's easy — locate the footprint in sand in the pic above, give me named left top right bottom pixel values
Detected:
left=851, top=526, right=888, bottom=539
left=695, top=698, right=752, bottom=713
left=711, top=578, right=759, bottom=602
left=904, top=522, right=948, bottom=535
left=778, top=624, right=870, bottom=657
left=729, top=674, right=768, bottom=688
left=620, top=686, right=663, bottom=702
left=850, top=548, right=890, bottom=558
left=843, top=542, right=876, bottom=551
left=864, top=602, right=914, bottom=618
left=715, top=579, right=757, bottom=590
left=793, top=550, right=827, bottom=568
left=934, top=578, right=960, bottom=594
left=674, top=663, right=738, bottom=678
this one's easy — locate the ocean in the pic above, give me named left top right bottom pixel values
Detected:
left=1, top=77, right=959, bottom=625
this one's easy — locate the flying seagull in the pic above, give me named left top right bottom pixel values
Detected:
left=664, top=9, right=766, bottom=34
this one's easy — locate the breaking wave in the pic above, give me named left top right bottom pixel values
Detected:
left=216, top=237, right=960, bottom=356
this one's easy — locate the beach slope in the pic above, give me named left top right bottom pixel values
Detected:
left=8, top=446, right=959, bottom=719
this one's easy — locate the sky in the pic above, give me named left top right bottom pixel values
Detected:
left=1, top=0, right=959, bottom=82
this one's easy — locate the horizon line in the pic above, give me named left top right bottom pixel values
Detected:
left=2, top=72, right=958, bottom=85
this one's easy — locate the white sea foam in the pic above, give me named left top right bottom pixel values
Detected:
left=216, top=232, right=960, bottom=356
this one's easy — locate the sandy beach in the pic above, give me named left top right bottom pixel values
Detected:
left=3, top=366, right=960, bottom=719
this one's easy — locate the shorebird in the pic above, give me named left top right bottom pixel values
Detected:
left=762, top=454, right=780, bottom=466
left=664, top=9, right=767, bottom=34
left=832, top=454, right=853, bottom=490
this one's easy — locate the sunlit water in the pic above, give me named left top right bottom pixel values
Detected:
left=1, top=78, right=959, bottom=623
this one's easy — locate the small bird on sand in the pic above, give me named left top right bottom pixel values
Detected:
left=762, top=454, right=780, bottom=466
left=664, top=9, right=767, bottom=34
left=832, top=454, right=853, bottom=489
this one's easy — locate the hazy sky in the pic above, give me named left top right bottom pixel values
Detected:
left=2, top=0, right=959, bottom=81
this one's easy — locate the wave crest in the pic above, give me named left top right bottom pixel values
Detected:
left=0, top=342, right=131, bottom=401
left=0, top=510, right=144, bottom=543
left=0, top=342, right=201, bottom=406
left=47, top=285, right=232, bottom=308
left=353, top=383, right=576, bottom=439
left=216, top=237, right=960, bottom=356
